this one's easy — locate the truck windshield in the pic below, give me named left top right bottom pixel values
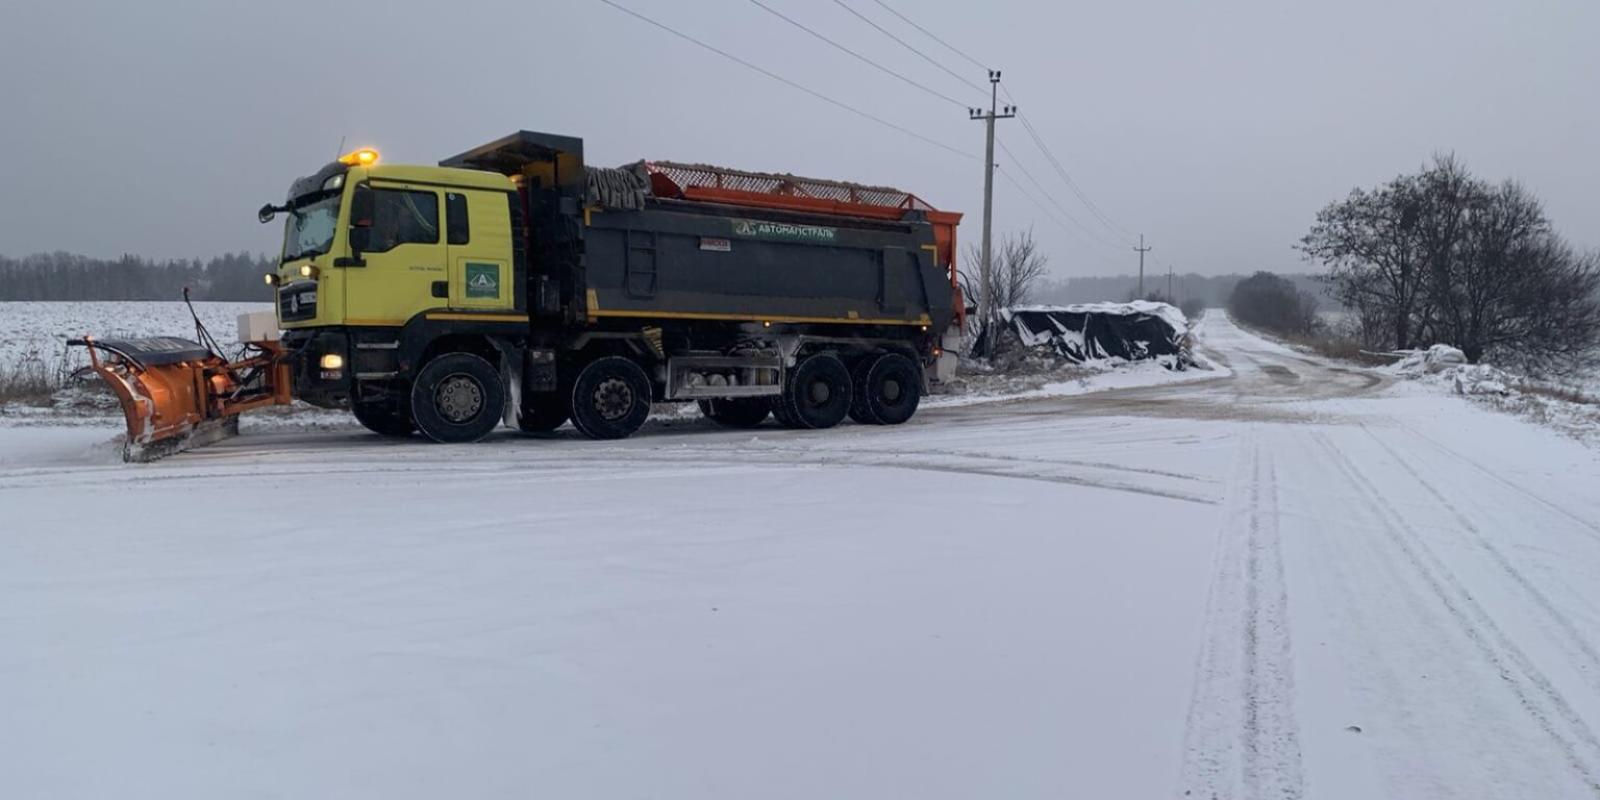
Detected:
left=281, top=192, right=341, bottom=262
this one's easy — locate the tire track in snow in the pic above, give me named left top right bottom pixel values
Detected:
left=1363, top=428, right=1600, bottom=697
left=1313, top=431, right=1600, bottom=794
left=0, top=445, right=1220, bottom=504
left=1179, top=438, right=1304, bottom=799
left=794, top=444, right=1214, bottom=483
left=1403, top=426, right=1600, bottom=546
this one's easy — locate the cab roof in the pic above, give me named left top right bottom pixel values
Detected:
left=360, top=163, right=513, bottom=191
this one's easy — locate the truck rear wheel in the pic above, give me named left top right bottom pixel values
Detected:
left=410, top=353, right=505, bottom=444
left=779, top=353, right=852, bottom=430
left=570, top=356, right=652, bottom=440
left=771, top=396, right=800, bottom=428
left=847, top=358, right=879, bottom=424
left=698, top=397, right=771, bottom=428
left=352, top=399, right=416, bottom=438
left=514, top=393, right=569, bottom=433
left=856, top=353, right=921, bottom=425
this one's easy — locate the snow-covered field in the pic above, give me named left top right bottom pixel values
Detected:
left=6, top=314, right=1600, bottom=798
left=0, top=300, right=270, bottom=367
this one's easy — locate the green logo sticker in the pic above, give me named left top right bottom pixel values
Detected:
left=465, top=263, right=500, bottom=299
left=731, top=219, right=837, bottom=242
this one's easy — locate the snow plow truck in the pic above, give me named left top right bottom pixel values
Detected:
left=73, top=131, right=965, bottom=460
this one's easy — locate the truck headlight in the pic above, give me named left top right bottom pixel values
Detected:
left=299, top=264, right=318, bottom=279
left=319, top=353, right=344, bottom=370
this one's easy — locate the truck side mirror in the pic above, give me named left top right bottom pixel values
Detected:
left=349, top=183, right=374, bottom=227
left=258, top=203, right=287, bottom=224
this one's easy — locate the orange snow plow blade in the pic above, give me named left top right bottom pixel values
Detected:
left=68, top=336, right=293, bottom=462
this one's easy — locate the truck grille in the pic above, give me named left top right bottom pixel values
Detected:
left=279, top=285, right=318, bottom=321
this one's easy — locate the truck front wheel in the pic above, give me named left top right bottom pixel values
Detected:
left=410, top=353, right=505, bottom=443
left=570, top=356, right=652, bottom=440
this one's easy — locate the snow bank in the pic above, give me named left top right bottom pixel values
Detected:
left=1384, top=344, right=1600, bottom=444
left=1387, top=344, right=1468, bottom=376
left=1385, top=345, right=1511, bottom=396
left=926, top=357, right=1225, bottom=408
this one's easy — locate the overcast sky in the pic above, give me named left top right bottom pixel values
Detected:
left=1, top=0, right=1594, bottom=279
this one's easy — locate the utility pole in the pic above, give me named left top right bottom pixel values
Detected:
left=1167, top=265, right=1173, bottom=302
left=970, top=70, right=1015, bottom=356
left=1133, top=234, right=1152, bottom=298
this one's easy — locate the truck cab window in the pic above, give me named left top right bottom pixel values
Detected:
left=367, top=189, right=439, bottom=253
left=446, top=193, right=470, bottom=245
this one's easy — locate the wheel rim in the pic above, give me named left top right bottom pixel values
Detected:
left=808, top=379, right=833, bottom=406
left=435, top=373, right=484, bottom=423
left=882, top=377, right=903, bottom=403
left=592, top=376, right=634, bottom=421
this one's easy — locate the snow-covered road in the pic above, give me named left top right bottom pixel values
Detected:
left=5, top=314, right=1600, bottom=798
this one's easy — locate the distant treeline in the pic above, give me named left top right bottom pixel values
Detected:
left=1032, top=272, right=1333, bottom=308
left=0, top=252, right=276, bottom=302
left=2, top=249, right=1335, bottom=311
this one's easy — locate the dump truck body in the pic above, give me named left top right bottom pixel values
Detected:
left=582, top=201, right=947, bottom=327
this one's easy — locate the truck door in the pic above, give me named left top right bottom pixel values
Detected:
left=444, top=189, right=514, bottom=311
left=343, top=182, right=446, bottom=326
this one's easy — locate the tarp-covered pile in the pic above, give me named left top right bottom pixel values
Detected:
left=1000, top=301, right=1192, bottom=368
left=584, top=162, right=651, bottom=210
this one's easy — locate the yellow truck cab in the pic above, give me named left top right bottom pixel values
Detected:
left=272, top=154, right=520, bottom=328
left=265, top=148, right=534, bottom=438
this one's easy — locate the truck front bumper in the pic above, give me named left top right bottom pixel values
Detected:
left=282, top=329, right=353, bottom=409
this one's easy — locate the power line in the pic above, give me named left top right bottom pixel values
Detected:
left=594, top=0, right=976, bottom=161
left=829, top=0, right=1141, bottom=248
left=742, top=0, right=968, bottom=108
left=1015, top=109, right=1137, bottom=242
left=829, top=0, right=988, bottom=96
left=854, top=0, right=1140, bottom=246
left=868, top=0, right=990, bottom=72
left=1007, top=99, right=1139, bottom=243
left=996, top=138, right=1127, bottom=252
left=995, top=164, right=1125, bottom=259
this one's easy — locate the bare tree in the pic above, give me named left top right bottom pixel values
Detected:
left=961, top=228, right=1049, bottom=357
left=1300, top=155, right=1600, bottom=369
left=1300, top=174, right=1427, bottom=349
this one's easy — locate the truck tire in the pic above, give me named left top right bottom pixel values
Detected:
left=857, top=353, right=921, bottom=425
left=352, top=399, right=416, bottom=438
left=779, top=353, right=852, bottom=430
left=569, top=356, right=652, bottom=440
left=410, top=352, right=505, bottom=444
left=514, top=393, right=569, bottom=433
left=698, top=397, right=771, bottom=428
left=847, top=358, right=879, bottom=425
left=771, top=396, right=801, bottom=428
